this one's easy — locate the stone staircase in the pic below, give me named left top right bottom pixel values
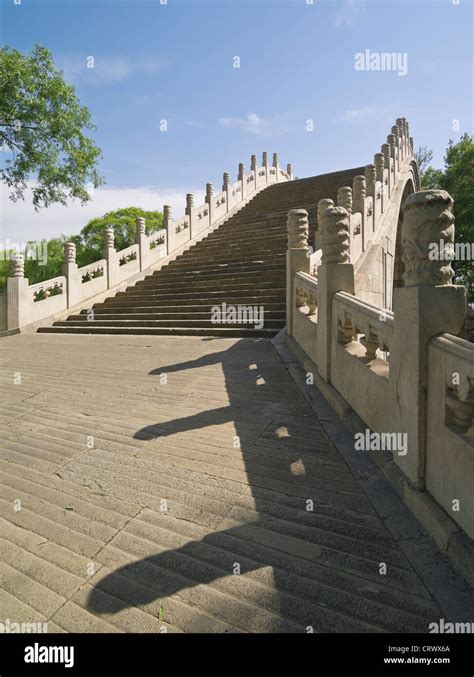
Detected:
left=39, top=167, right=363, bottom=337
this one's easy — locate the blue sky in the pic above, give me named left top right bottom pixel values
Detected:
left=1, top=0, right=473, bottom=241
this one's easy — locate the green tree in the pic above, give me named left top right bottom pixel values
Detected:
left=79, top=207, right=163, bottom=264
left=441, top=134, right=474, bottom=299
left=0, top=207, right=163, bottom=293
left=0, top=44, right=103, bottom=209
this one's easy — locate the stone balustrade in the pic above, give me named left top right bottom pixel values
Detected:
left=3, top=152, right=292, bottom=332
left=286, top=185, right=472, bottom=552
left=302, top=119, right=416, bottom=293
left=426, top=334, right=474, bottom=538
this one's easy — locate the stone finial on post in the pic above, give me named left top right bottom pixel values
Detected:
left=103, top=226, right=118, bottom=287
left=286, top=209, right=311, bottom=337
left=382, top=143, right=392, bottom=195
left=273, top=152, right=280, bottom=182
left=317, top=199, right=334, bottom=229
left=262, top=151, right=269, bottom=168
left=163, top=205, right=171, bottom=228
left=135, top=217, right=146, bottom=237
left=205, top=183, right=213, bottom=203
left=396, top=118, right=405, bottom=158
left=374, top=152, right=384, bottom=184
left=387, top=134, right=397, bottom=179
left=365, top=164, right=376, bottom=199
left=7, top=254, right=29, bottom=329
left=320, top=206, right=350, bottom=265
left=62, top=242, right=81, bottom=307
left=64, top=242, right=76, bottom=264
left=337, top=186, right=352, bottom=215
left=238, top=162, right=245, bottom=197
left=184, top=189, right=192, bottom=215
left=104, top=226, right=115, bottom=251
left=352, top=175, right=366, bottom=216
left=135, top=217, right=147, bottom=271
left=287, top=209, right=309, bottom=249
left=410, top=136, right=414, bottom=154
left=391, top=127, right=401, bottom=170
left=392, top=190, right=466, bottom=488
left=163, top=206, right=172, bottom=254
left=317, top=205, right=354, bottom=381
left=250, top=155, right=257, bottom=173
left=287, top=163, right=293, bottom=180
left=401, top=190, right=455, bottom=288
left=222, top=174, right=231, bottom=213
left=10, top=253, right=25, bottom=278
left=205, top=183, right=214, bottom=223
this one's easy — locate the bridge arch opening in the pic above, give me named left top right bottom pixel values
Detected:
left=392, top=177, right=416, bottom=296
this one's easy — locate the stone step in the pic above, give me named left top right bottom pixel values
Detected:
left=38, top=167, right=363, bottom=335
left=138, top=266, right=285, bottom=283
left=53, top=318, right=284, bottom=329
left=69, top=311, right=286, bottom=321
left=85, top=302, right=286, bottom=315
left=38, top=326, right=279, bottom=337
left=98, top=296, right=285, bottom=309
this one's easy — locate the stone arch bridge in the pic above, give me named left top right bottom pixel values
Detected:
left=1, top=119, right=473, bottom=633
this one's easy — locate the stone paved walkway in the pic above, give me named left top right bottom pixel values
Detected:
left=0, top=333, right=453, bottom=632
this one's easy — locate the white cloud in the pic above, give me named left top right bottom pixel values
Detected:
left=340, top=106, right=377, bottom=122
left=0, top=184, right=202, bottom=242
left=57, top=54, right=165, bottom=85
left=333, top=0, right=365, bottom=28
left=218, top=112, right=294, bottom=137
left=219, top=113, right=266, bottom=135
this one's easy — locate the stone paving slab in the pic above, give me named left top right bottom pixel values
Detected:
left=0, top=333, right=469, bottom=632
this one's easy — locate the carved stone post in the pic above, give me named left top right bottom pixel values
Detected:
left=353, top=175, right=367, bottom=245
left=262, top=151, right=269, bottom=182
left=337, top=187, right=352, bottom=216
left=163, top=205, right=172, bottom=255
left=287, top=163, right=293, bottom=180
left=135, top=217, right=148, bottom=271
left=365, top=164, right=376, bottom=232
left=205, top=183, right=214, bottom=224
left=286, top=209, right=311, bottom=337
left=392, top=190, right=466, bottom=488
left=365, top=164, right=376, bottom=200
left=391, top=126, right=401, bottom=171
left=273, top=152, right=280, bottom=182
left=238, top=162, right=245, bottom=198
left=250, top=155, right=257, bottom=190
left=222, top=174, right=230, bottom=213
left=103, top=226, right=119, bottom=288
left=62, top=242, right=81, bottom=307
left=7, top=254, right=29, bottom=329
left=185, top=193, right=194, bottom=236
left=387, top=136, right=397, bottom=179
left=382, top=143, right=392, bottom=197
left=316, top=198, right=333, bottom=251
left=396, top=118, right=405, bottom=159
left=316, top=205, right=354, bottom=381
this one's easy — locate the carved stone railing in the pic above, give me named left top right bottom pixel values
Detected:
left=31, top=276, right=65, bottom=303
left=78, top=260, right=108, bottom=302
left=286, top=186, right=473, bottom=560
left=427, top=334, right=474, bottom=538
left=3, top=151, right=292, bottom=331
left=310, top=119, right=417, bottom=310
left=28, top=276, right=67, bottom=323
left=333, top=292, right=393, bottom=374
